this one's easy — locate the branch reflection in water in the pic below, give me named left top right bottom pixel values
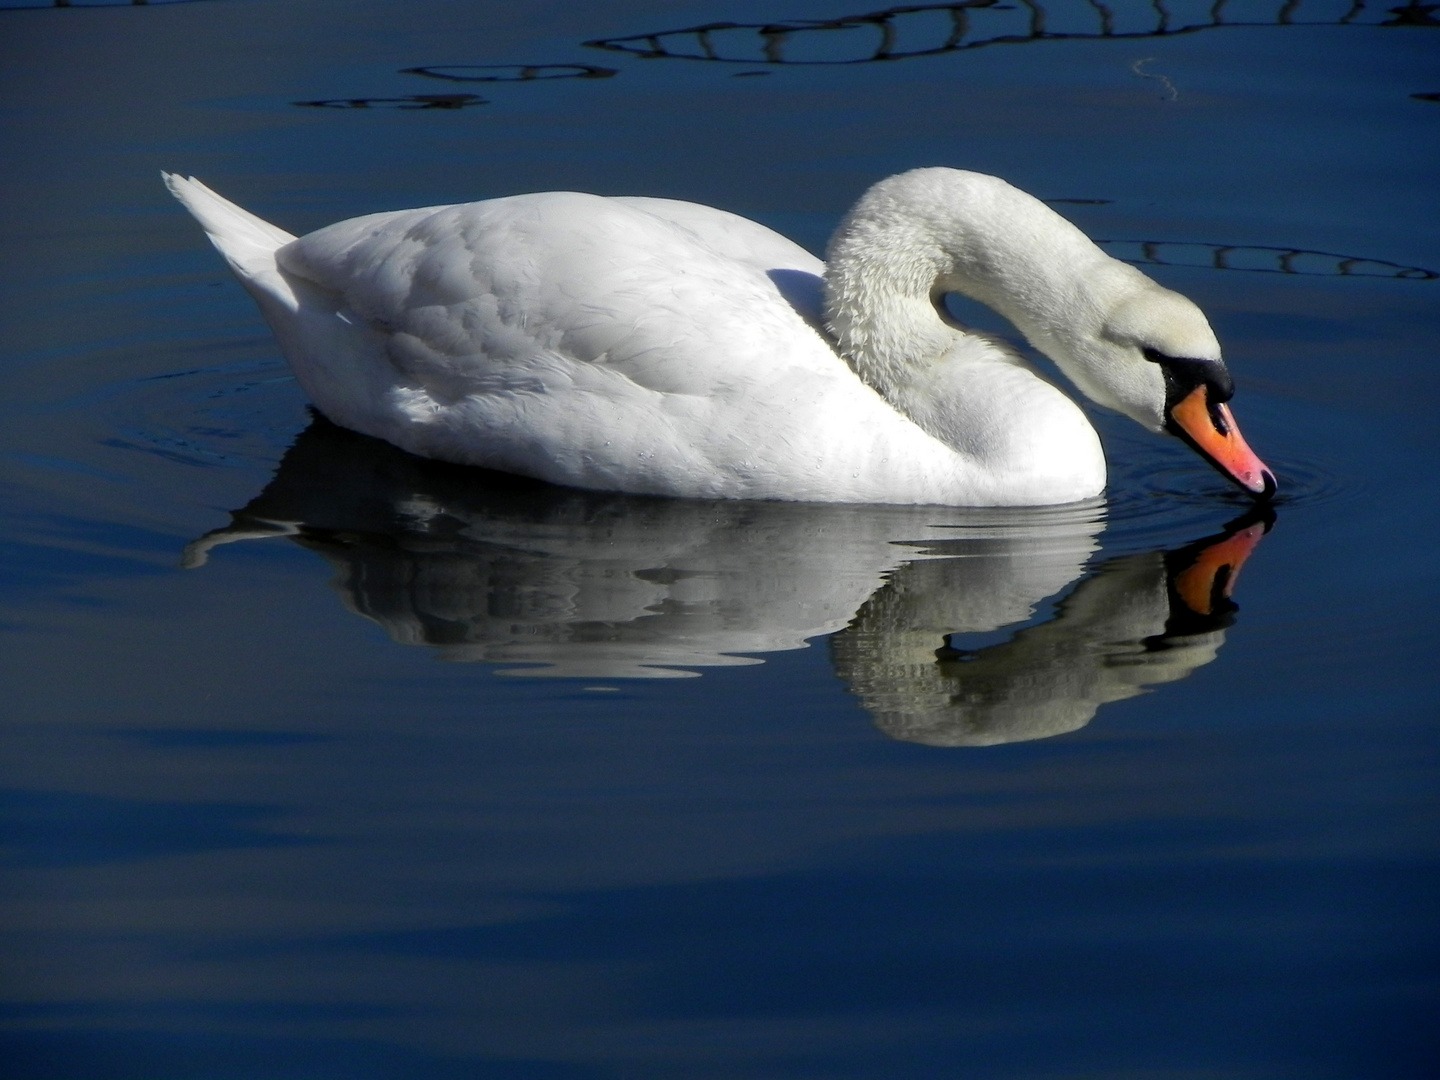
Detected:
left=585, top=0, right=1438, bottom=66
left=186, top=416, right=1271, bottom=746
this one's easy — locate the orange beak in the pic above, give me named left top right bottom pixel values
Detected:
left=1168, top=386, right=1276, bottom=498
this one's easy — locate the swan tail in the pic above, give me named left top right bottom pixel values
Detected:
left=163, top=173, right=405, bottom=438
left=163, top=172, right=302, bottom=314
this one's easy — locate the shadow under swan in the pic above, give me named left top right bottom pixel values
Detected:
left=186, top=416, right=1270, bottom=745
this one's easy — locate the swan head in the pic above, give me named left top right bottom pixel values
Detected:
left=1076, top=280, right=1275, bottom=498
left=1084, top=281, right=1218, bottom=431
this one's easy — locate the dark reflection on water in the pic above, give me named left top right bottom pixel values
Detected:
left=185, top=417, right=1269, bottom=745
left=294, top=93, right=486, bottom=110
left=403, top=63, right=618, bottom=83
left=295, top=65, right=619, bottom=111
left=1098, top=239, right=1438, bottom=279
left=586, top=0, right=1438, bottom=66
left=0, top=0, right=214, bottom=8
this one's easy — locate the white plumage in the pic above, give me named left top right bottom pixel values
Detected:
left=165, top=167, right=1270, bottom=505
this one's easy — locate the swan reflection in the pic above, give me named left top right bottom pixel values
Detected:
left=187, top=417, right=1270, bottom=744
left=835, top=520, right=1266, bottom=745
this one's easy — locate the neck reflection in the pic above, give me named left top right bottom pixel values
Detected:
left=833, top=512, right=1269, bottom=745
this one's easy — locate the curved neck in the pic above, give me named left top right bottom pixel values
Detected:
left=817, top=169, right=1117, bottom=502
left=822, top=169, right=1130, bottom=399
left=821, top=208, right=950, bottom=399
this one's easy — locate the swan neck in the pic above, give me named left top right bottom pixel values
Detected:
left=823, top=169, right=1123, bottom=390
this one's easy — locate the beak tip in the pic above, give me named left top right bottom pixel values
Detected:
left=1251, top=468, right=1277, bottom=501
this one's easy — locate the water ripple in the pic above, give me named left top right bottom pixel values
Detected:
left=105, top=360, right=300, bottom=473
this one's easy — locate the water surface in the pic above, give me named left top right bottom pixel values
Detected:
left=1, top=1, right=1437, bottom=1077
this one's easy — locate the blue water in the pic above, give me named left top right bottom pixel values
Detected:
left=1, top=1, right=1437, bottom=1077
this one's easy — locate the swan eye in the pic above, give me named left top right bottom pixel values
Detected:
left=1142, top=347, right=1234, bottom=406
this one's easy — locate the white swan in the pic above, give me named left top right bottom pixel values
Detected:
left=164, top=168, right=1273, bottom=506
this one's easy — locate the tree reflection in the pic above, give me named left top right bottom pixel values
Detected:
left=293, top=94, right=486, bottom=110
left=186, top=417, right=1272, bottom=745
left=402, top=63, right=617, bottom=82
left=1097, top=239, right=1436, bottom=280
left=1, top=0, right=215, bottom=9
left=584, top=0, right=1437, bottom=65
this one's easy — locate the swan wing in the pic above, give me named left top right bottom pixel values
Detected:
left=277, top=192, right=833, bottom=393
left=272, top=192, right=955, bottom=499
